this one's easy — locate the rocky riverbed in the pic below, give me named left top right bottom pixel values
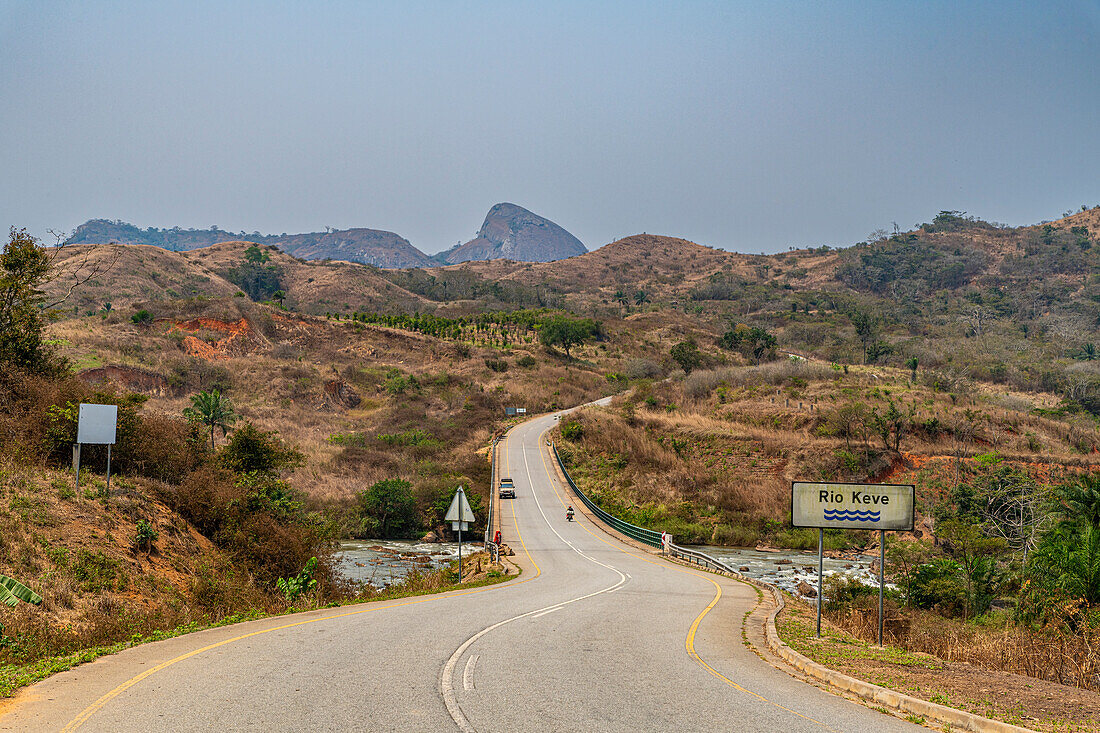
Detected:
left=335, top=540, right=463, bottom=586
left=697, top=546, right=889, bottom=598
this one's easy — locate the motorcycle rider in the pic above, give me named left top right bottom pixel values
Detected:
left=566, top=505, right=575, bottom=521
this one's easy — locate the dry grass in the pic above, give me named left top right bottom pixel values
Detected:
left=831, top=603, right=1100, bottom=691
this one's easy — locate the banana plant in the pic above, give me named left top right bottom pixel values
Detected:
left=0, top=574, right=43, bottom=608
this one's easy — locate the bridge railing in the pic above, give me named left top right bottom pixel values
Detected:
left=551, top=443, right=663, bottom=548
left=551, top=441, right=739, bottom=575
left=485, top=435, right=501, bottom=561
left=664, top=542, right=738, bottom=576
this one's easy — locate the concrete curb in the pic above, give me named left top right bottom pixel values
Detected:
left=762, top=586, right=1038, bottom=733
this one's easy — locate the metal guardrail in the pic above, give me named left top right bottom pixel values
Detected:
left=485, top=435, right=501, bottom=561
left=551, top=443, right=663, bottom=548
left=551, top=441, right=738, bottom=574
left=664, top=542, right=739, bottom=576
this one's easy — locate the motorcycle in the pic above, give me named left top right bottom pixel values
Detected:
left=566, top=509, right=575, bottom=522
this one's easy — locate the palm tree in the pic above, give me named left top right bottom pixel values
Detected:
left=183, top=389, right=238, bottom=450
left=633, top=289, right=651, bottom=306
left=1079, top=343, right=1098, bottom=361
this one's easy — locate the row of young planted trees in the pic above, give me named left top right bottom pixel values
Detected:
left=341, top=309, right=602, bottom=357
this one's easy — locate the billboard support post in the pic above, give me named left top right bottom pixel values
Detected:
left=816, top=528, right=823, bottom=637
left=878, top=529, right=885, bottom=646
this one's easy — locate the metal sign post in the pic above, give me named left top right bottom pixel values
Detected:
left=445, top=485, right=476, bottom=583
left=817, top=528, right=824, bottom=637
left=792, top=481, right=914, bottom=642
left=878, top=529, right=885, bottom=646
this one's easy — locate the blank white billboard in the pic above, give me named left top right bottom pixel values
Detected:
left=77, top=403, right=118, bottom=445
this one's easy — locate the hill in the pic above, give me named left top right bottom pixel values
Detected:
left=440, top=203, right=586, bottom=264
left=65, top=220, right=433, bottom=269
left=271, top=228, right=433, bottom=268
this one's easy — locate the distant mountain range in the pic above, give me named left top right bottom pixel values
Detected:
left=65, top=203, right=586, bottom=268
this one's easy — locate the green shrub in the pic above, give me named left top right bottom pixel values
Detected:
left=376, top=429, right=438, bottom=448
left=133, top=519, right=159, bottom=552
left=276, top=557, right=317, bottom=604
left=560, top=420, right=584, bottom=441
left=355, top=479, right=421, bottom=539
left=130, top=309, right=153, bottom=326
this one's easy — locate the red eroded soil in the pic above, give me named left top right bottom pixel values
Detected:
left=167, top=318, right=261, bottom=360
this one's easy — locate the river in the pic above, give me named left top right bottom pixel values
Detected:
left=335, top=540, right=463, bottom=587
left=697, top=545, right=885, bottom=597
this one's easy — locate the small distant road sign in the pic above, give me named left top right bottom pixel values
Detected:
left=516, top=407, right=526, bottom=414
left=792, top=481, right=914, bottom=531
left=504, top=407, right=528, bottom=416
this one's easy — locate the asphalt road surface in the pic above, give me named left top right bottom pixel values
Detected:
left=1, top=404, right=924, bottom=732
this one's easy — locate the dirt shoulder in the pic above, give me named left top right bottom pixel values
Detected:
left=775, top=598, right=1100, bottom=732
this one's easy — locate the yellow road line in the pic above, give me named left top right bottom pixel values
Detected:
left=63, top=432, right=536, bottom=732
left=535, top=424, right=836, bottom=731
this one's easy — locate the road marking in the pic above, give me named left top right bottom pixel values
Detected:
left=440, top=419, right=627, bottom=733
left=62, top=436, right=538, bottom=733
left=462, top=655, right=479, bottom=691
left=530, top=606, right=563, bottom=619
left=534, top=421, right=837, bottom=731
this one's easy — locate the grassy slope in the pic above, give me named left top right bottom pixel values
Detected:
left=553, top=360, right=1099, bottom=547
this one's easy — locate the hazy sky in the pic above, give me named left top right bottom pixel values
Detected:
left=2, top=1, right=1098, bottom=255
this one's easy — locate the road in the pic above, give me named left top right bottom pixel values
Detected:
left=1, top=405, right=924, bottom=732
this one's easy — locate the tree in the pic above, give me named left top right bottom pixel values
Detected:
left=219, top=422, right=303, bottom=476
left=183, top=389, right=238, bottom=450
left=227, top=246, right=283, bottom=301
left=0, top=228, right=57, bottom=374
left=905, top=356, right=919, bottom=380
left=633, top=289, right=651, bottom=306
left=272, top=289, right=287, bottom=307
left=670, top=338, right=703, bottom=374
left=849, top=309, right=879, bottom=364
left=356, top=478, right=420, bottom=539
left=1077, top=343, right=1098, bottom=361
left=131, top=309, right=154, bottom=326
left=886, top=538, right=932, bottom=607
left=719, top=323, right=777, bottom=363
left=938, top=519, right=1007, bottom=619
left=539, top=315, right=598, bottom=358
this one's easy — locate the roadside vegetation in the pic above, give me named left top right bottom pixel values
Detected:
left=6, top=205, right=1100, bottom=705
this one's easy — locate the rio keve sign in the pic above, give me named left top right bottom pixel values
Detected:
left=791, top=482, right=914, bottom=531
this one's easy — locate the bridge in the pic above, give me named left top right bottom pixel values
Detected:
left=1, top=406, right=923, bottom=732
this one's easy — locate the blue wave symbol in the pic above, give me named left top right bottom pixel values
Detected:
left=823, top=509, right=881, bottom=522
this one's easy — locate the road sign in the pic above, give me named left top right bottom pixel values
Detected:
left=791, top=481, right=914, bottom=531
left=445, top=485, right=476, bottom=531
left=445, top=486, right=477, bottom=584
left=792, top=480, right=914, bottom=645
left=77, top=403, right=118, bottom=445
